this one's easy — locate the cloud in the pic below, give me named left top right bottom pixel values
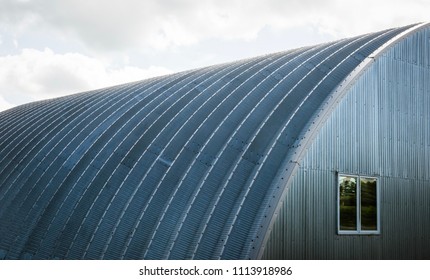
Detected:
left=0, top=95, right=14, bottom=112
left=0, top=48, right=171, bottom=110
left=1, top=0, right=426, bottom=52
left=1, top=0, right=429, bottom=113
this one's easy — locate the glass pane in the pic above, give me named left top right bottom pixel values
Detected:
left=339, top=176, right=357, bottom=230
left=360, top=177, right=377, bottom=230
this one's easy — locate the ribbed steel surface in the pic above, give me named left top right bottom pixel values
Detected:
left=262, top=24, right=430, bottom=259
left=0, top=24, right=425, bottom=259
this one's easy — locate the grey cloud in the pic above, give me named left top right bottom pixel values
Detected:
left=35, top=63, right=91, bottom=92
left=0, top=47, right=171, bottom=110
left=0, top=0, right=340, bottom=51
left=1, top=0, right=428, bottom=55
left=1, top=0, right=429, bottom=112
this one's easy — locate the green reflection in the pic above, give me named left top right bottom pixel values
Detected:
left=361, top=178, right=377, bottom=230
left=339, top=176, right=357, bottom=230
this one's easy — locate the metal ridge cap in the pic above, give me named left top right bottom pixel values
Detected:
left=293, top=22, right=430, bottom=165
left=251, top=22, right=429, bottom=260
left=368, top=22, right=429, bottom=59
left=317, top=23, right=429, bottom=107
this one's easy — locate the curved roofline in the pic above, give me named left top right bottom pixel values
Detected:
left=252, top=22, right=430, bottom=259
left=1, top=23, right=427, bottom=260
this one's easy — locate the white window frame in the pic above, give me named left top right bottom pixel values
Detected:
left=337, top=174, right=380, bottom=235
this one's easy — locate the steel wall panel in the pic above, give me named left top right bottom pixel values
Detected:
left=0, top=24, right=427, bottom=260
left=263, top=24, right=430, bottom=259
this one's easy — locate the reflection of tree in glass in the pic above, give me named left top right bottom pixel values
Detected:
left=340, top=177, right=357, bottom=230
left=361, top=178, right=377, bottom=230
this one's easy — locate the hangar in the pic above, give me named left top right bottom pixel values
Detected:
left=0, top=23, right=429, bottom=259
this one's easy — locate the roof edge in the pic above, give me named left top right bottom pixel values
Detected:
left=252, top=22, right=430, bottom=259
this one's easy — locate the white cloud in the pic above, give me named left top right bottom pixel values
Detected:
left=0, top=95, right=14, bottom=112
left=1, top=0, right=429, bottom=112
left=1, top=0, right=426, bottom=52
left=0, top=48, right=172, bottom=110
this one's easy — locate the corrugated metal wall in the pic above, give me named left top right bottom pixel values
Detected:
left=0, top=24, right=426, bottom=260
left=262, top=26, right=430, bottom=259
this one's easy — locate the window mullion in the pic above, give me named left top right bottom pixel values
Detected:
left=357, top=176, right=361, bottom=233
left=338, top=174, right=378, bottom=235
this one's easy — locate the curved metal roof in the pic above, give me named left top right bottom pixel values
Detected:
left=0, top=23, right=423, bottom=259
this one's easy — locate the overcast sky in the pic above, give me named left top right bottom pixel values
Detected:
left=0, top=0, right=428, bottom=112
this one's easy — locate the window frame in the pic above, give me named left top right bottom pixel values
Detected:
left=337, top=174, right=380, bottom=235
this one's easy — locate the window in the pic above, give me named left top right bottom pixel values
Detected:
left=338, top=174, right=379, bottom=234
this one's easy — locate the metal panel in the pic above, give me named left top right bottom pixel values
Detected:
left=262, top=24, right=430, bottom=259
left=0, top=23, right=428, bottom=260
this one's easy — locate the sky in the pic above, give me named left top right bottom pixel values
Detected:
left=0, top=0, right=429, bottom=112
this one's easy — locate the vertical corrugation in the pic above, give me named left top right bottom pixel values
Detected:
left=263, top=25, right=430, bottom=259
left=0, top=24, right=428, bottom=260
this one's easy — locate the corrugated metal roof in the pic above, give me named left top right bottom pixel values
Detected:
left=0, top=23, right=425, bottom=259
